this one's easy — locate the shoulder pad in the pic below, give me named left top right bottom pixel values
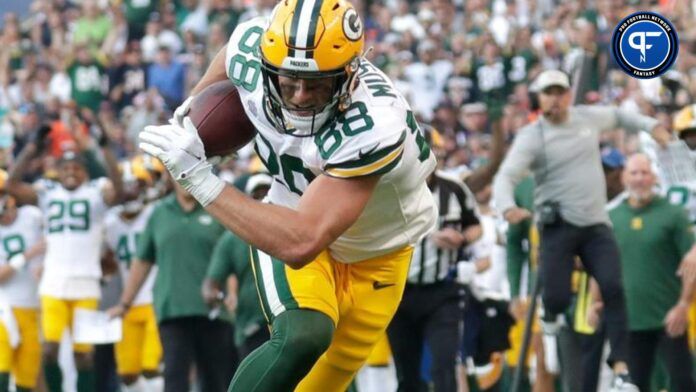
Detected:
left=353, top=61, right=403, bottom=106
left=317, top=101, right=409, bottom=178
left=225, top=18, right=266, bottom=92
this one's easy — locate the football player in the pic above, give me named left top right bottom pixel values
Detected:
left=132, top=154, right=170, bottom=202
left=138, top=0, right=438, bottom=390
left=7, top=134, right=123, bottom=391
left=0, top=170, right=44, bottom=392
left=104, top=159, right=162, bottom=391
left=661, top=105, right=696, bottom=355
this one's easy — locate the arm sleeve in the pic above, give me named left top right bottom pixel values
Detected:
left=492, top=126, right=540, bottom=213
left=136, top=210, right=157, bottom=263
left=614, top=107, right=659, bottom=134
left=581, top=105, right=658, bottom=134
left=207, top=234, right=236, bottom=283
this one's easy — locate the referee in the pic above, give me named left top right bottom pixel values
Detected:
left=387, top=127, right=481, bottom=392
left=493, top=69, right=671, bottom=391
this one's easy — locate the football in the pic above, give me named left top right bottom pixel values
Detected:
left=187, top=80, right=257, bottom=157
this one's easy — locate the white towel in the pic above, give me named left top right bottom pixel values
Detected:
left=0, top=304, right=20, bottom=348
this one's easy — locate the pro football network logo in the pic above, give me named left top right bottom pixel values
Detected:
left=611, top=11, right=678, bottom=79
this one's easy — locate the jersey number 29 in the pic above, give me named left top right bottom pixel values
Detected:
left=47, top=200, right=90, bottom=233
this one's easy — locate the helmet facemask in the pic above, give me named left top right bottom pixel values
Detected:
left=122, top=180, right=147, bottom=215
left=260, top=56, right=360, bottom=137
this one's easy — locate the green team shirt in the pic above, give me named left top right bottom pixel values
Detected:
left=504, top=49, right=537, bottom=87
left=137, top=194, right=225, bottom=322
left=124, top=0, right=158, bottom=26
left=207, top=231, right=266, bottom=347
left=506, top=176, right=536, bottom=298
left=609, top=196, right=694, bottom=330
left=67, top=61, right=105, bottom=113
left=471, top=58, right=509, bottom=113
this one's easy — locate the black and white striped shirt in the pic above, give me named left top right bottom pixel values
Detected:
left=408, top=171, right=479, bottom=285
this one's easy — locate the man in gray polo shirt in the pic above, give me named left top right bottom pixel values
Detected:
left=493, top=69, right=671, bottom=391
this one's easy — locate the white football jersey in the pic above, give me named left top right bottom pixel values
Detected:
left=467, top=213, right=509, bottom=301
left=640, top=133, right=696, bottom=223
left=0, top=206, right=43, bottom=308
left=225, top=18, right=438, bottom=263
left=36, top=178, right=110, bottom=298
left=104, top=205, right=156, bottom=306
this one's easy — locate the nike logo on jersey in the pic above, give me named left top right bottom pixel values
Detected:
left=373, top=281, right=395, bottom=290
left=358, top=144, right=380, bottom=159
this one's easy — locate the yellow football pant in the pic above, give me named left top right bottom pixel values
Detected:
left=251, top=246, right=412, bottom=392
left=0, top=308, right=41, bottom=388
left=40, top=296, right=98, bottom=353
left=115, top=304, right=162, bottom=375
left=365, top=334, right=392, bottom=367
left=505, top=303, right=541, bottom=367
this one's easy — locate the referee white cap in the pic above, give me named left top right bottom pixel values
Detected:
left=533, top=70, right=570, bottom=92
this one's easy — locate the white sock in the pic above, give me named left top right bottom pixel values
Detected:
left=121, top=377, right=145, bottom=392
left=356, top=365, right=396, bottom=392
left=542, top=333, right=560, bottom=375
left=143, top=376, right=164, bottom=392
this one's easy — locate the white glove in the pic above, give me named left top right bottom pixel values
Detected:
left=139, top=117, right=225, bottom=206
left=8, top=254, right=27, bottom=270
left=456, top=261, right=476, bottom=284
left=172, top=96, right=194, bottom=127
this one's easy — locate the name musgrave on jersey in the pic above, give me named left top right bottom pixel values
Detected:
left=358, top=63, right=396, bottom=98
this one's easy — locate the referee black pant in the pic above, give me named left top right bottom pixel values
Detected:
left=539, top=221, right=629, bottom=365
left=387, top=281, right=461, bottom=392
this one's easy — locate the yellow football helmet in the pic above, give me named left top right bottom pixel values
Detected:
left=673, top=104, right=696, bottom=138
left=120, top=159, right=153, bottom=185
left=133, top=154, right=165, bottom=177
left=133, top=154, right=170, bottom=201
left=119, top=159, right=153, bottom=214
left=260, top=0, right=364, bottom=135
